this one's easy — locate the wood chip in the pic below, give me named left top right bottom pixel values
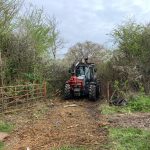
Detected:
left=64, top=104, right=78, bottom=108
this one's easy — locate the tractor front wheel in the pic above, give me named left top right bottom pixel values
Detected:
left=89, top=84, right=96, bottom=101
left=64, top=84, right=72, bottom=99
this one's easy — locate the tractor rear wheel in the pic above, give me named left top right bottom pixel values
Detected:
left=89, top=84, right=96, bottom=101
left=64, top=84, right=72, bottom=99
left=96, top=84, right=100, bottom=98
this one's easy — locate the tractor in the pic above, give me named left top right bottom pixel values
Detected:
left=64, top=58, right=100, bottom=100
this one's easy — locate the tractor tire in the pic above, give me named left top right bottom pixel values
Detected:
left=64, top=84, right=72, bottom=99
left=96, top=84, right=100, bottom=98
left=89, top=84, right=97, bottom=101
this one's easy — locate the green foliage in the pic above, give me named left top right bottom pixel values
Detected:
left=112, top=20, right=143, bottom=57
left=96, top=61, right=113, bottom=82
left=0, top=142, right=4, bottom=150
left=111, top=20, right=150, bottom=93
left=109, top=127, right=150, bottom=150
left=46, top=62, right=69, bottom=97
left=19, top=7, right=55, bottom=55
left=0, top=1, right=63, bottom=89
left=0, top=0, right=21, bottom=37
left=128, top=95, right=150, bottom=112
left=22, top=73, right=43, bottom=83
left=0, top=121, right=13, bottom=133
left=113, top=80, right=127, bottom=98
left=101, top=104, right=131, bottom=115
left=101, top=96, right=150, bottom=115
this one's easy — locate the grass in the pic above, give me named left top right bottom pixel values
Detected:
left=108, top=127, right=150, bottom=150
left=101, top=95, right=150, bottom=115
left=100, top=95, right=150, bottom=149
left=0, top=142, right=4, bottom=150
left=0, top=121, right=14, bottom=150
left=101, top=104, right=131, bottom=114
left=128, top=95, right=150, bottom=112
left=0, top=121, right=14, bottom=133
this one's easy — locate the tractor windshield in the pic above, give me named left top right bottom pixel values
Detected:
left=76, top=66, right=91, bottom=78
left=76, top=65, right=95, bottom=81
left=76, top=66, right=85, bottom=76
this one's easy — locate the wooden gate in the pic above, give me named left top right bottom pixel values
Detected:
left=0, top=82, right=46, bottom=113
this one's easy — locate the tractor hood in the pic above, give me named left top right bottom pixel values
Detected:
left=67, top=75, right=83, bottom=88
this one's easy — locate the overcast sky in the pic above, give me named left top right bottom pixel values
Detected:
left=26, top=0, right=150, bottom=56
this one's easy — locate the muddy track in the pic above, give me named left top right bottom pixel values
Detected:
left=5, top=99, right=108, bottom=150
left=108, top=113, right=150, bottom=130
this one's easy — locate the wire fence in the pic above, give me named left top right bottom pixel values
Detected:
left=0, top=82, right=46, bottom=113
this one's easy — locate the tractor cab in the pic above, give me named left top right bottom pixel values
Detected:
left=75, top=63, right=96, bottom=82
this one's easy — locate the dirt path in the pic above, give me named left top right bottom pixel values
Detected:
left=108, top=113, right=150, bottom=130
left=3, top=99, right=150, bottom=150
left=5, top=99, right=108, bottom=150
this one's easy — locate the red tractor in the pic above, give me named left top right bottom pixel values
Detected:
left=64, top=59, right=100, bottom=100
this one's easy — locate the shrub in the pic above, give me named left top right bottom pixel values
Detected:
left=128, top=95, right=150, bottom=112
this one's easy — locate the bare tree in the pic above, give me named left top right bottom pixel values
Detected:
left=48, top=17, right=64, bottom=59
left=65, top=41, right=110, bottom=65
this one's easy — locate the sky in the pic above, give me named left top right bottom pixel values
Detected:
left=25, top=0, right=150, bottom=57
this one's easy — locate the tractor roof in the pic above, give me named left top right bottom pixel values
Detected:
left=77, top=62, right=95, bottom=67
